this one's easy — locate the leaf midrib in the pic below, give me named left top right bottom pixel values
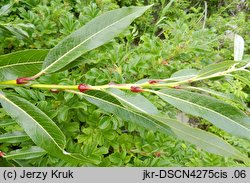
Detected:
left=155, top=90, right=250, bottom=132
left=5, top=150, right=46, bottom=159
left=0, top=134, right=28, bottom=140
left=0, top=94, right=64, bottom=151
left=43, top=9, right=142, bottom=73
left=0, top=61, right=42, bottom=69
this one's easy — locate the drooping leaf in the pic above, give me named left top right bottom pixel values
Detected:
left=41, top=5, right=152, bottom=74
left=155, top=89, right=250, bottom=140
left=185, top=86, right=245, bottom=107
left=0, top=131, right=29, bottom=143
left=0, top=92, right=90, bottom=164
left=234, top=34, right=244, bottom=61
left=4, top=146, right=46, bottom=160
left=0, top=49, right=48, bottom=81
left=67, top=90, right=173, bottom=135
left=105, top=88, right=159, bottom=115
left=154, top=116, right=250, bottom=164
left=197, top=61, right=236, bottom=78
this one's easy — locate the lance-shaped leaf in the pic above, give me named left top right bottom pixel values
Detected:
left=155, top=89, right=250, bottom=140
left=234, top=74, right=250, bottom=87
left=0, top=119, right=17, bottom=127
left=197, top=61, right=236, bottom=78
left=0, top=49, right=48, bottom=81
left=0, top=92, right=91, bottom=164
left=0, top=131, right=29, bottom=143
left=67, top=90, right=173, bottom=135
left=40, top=5, right=152, bottom=74
left=184, top=86, right=245, bottom=107
left=4, top=146, right=46, bottom=160
left=234, top=34, right=244, bottom=61
left=105, top=88, right=159, bottom=115
left=154, top=116, right=250, bottom=164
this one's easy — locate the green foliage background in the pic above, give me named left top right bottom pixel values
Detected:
left=0, top=0, right=249, bottom=166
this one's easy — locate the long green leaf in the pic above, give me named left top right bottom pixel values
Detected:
left=4, top=146, right=46, bottom=160
left=234, top=74, right=250, bottom=87
left=0, top=49, right=48, bottom=81
left=41, top=5, right=152, bottom=74
left=0, top=131, right=29, bottom=143
left=154, top=116, right=250, bottom=164
left=67, top=90, right=173, bottom=135
left=155, top=89, right=250, bottom=140
left=105, top=88, right=159, bottom=115
left=0, top=119, right=16, bottom=127
left=185, top=86, right=245, bottom=107
left=0, top=92, right=90, bottom=164
left=197, top=61, right=236, bottom=78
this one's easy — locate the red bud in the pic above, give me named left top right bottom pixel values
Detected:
left=0, top=151, right=5, bottom=157
left=78, top=84, right=90, bottom=92
left=154, top=152, right=161, bottom=157
left=130, top=86, right=144, bottom=93
left=16, top=77, right=31, bottom=84
left=50, top=89, right=60, bottom=93
left=148, top=80, right=160, bottom=84
left=172, top=85, right=182, bottom=89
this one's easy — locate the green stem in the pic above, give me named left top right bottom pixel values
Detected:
left=31, top=84, right=78, bottom=90
left=0, top=63, right=249, bottom=91
left=0, top=80, right=18, bottom=85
